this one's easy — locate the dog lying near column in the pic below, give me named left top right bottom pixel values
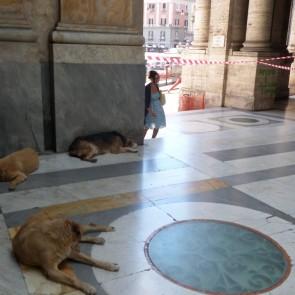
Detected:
left=68, top=131, right=138, bottom=162
left=0, top=148, right=39, bottom=191
left=12, top=212, right=119, bottom=295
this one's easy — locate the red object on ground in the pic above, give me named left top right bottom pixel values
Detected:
left=178, top=94, right=205, bottom=111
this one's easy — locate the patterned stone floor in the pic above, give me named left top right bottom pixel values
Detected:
left=1, top=107, right=295, bottom=295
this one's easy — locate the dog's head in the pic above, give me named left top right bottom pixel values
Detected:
left=125, top=138, right=138, bottom=148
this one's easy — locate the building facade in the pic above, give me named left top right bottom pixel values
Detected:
left=143, top=0, right=195, bottom=50
left=181, top=0, right=294, bottom=110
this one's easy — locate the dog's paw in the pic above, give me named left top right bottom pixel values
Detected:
left=89, top=158, right=97, bottom=163
left=108, top=263, right=120, bottom=272
left=94, top=237, right=105, bottom=245
left=82, top=283, right=96, bottom=295
left=105, top=226, right=115, bottom=232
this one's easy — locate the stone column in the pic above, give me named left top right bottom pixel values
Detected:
left=192, top=0, right=211, bottom=49
left=0, top=0, right=59, bottom=154
left=242, top=0, right=275, bottom=51
left=288, top=1, right=295, bottom=54
left=271, top=0, right=291, bottom=51
left=230, top=0, right=248, bottom=50
left=52, top=0, right=145, bottom=151
left=288, top=0, right=295, bottom=95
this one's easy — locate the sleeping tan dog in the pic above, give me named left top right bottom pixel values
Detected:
left=12, top=212, right=119, bottom=295
left=0, top=148, right=39, bottom=190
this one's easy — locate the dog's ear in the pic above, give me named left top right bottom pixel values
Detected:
left=64, top=220, right=72, bottom=230
left=64, top=220, right=81, bottom=237
left=0, top=168, right=6, bottom=181
left=71, top=222, right=82, bottom=239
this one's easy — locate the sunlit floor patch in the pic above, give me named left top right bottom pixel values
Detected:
left=168, top=121, right=221, bottom=134
left=145, top=220, right=291, bottom=295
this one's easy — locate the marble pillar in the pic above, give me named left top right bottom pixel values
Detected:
left=204, top=0, right=231, bottom=107
left=180, top=0, right=211, bottom=99
left=242, top=0, right=275, bottom=51
left=289, top=2, right=295, bottom=54
left=53, top=0, right=145, bottom=151
left=224, top=0, right=292, bottom=110
left=230, top=0, right=249, bottom=50
left=271, top=0, right=291, bottom=52
left=288, top=0, right=295, bottom=95
left=0, top=0, right=54, bottom=155
left=0, top=0, right=146, bottom=154
left=271, top=0, right=292, bottom=99
left=191, top=0, right=211, bottom=49
left=179, top=0, right=292, bottom=111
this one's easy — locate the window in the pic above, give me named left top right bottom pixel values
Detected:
left=175, top=31, right=179, bottom=40
left=160, top=31, right=166, bottom=41
left=162, top=3, right=166, bottom=9
left=148, top=31, right=154, bottom=41
left=148, top=3, right=155, bottom=9
left=148, top=18, right=154, bottom=25
left=160, top=18, right=167, bottom=25
left=184, top=20, right=188, bottom=27
left=174, top=19, right=179, bottom=26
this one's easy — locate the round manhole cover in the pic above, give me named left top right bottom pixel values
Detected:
left=229, top=117, right=260, bottom=123
left=145, top=220, right=291, bottom=295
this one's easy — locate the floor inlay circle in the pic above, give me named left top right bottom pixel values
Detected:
left=229, top=117, right=259, bottom=123
left=212, top=115, right=271, bottom=127
left=145, top=220, right=291, bottom=295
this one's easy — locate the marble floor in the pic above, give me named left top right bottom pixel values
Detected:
left=1, top=107, right=295, bottom=295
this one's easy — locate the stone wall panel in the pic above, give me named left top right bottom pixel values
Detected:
left=59, top=0, right=141, bottom=32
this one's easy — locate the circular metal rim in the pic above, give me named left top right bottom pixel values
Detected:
left=144, top=219, right=292, bottom=295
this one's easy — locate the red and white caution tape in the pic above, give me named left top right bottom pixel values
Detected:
left=146, top=54, right=295, bottom=70
left=258, top=61, right=295, bottom=71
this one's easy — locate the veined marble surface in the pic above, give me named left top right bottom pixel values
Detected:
left=1, top=107, right=295, bottom=295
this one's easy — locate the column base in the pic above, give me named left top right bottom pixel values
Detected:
left=180, top=48, right=207, bottom=103
left=287, top=46, right=295, bottom=53
left=191, top=41, right=208, bottom=49
left=241, top=41, right=273, bottom=52
left=230, top=42, right=243, bottom=51
left=288, top=58, right=295, bottom=96
left=224, top=55, right=281, bottom=110
left=53, top=38, right=145, bottom=151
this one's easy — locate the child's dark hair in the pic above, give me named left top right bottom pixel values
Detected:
left=148, top=70, right=159, bottom=83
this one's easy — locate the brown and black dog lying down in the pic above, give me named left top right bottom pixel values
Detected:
left=12, top=212, right=119, bottom=295
left=0, top=148, right=39, bottom=191
left=69, top=131, right=138, bottom=162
